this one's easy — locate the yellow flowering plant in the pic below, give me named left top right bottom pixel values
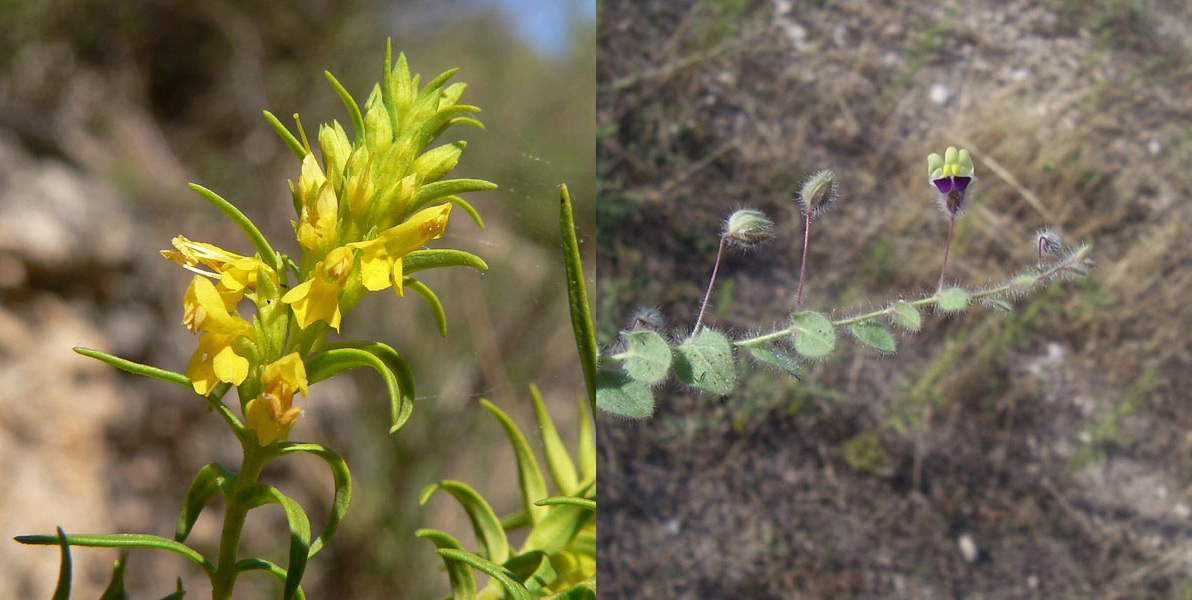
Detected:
left=15, top=41, right=595, bottom=600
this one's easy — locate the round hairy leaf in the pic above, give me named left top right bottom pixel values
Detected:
left=790, top=311, right=836, bottom=358
left=673, top=329, right=735, bottom=395
left=594, top=370, right=655, bottom=418
left=851, top=322, right=896, bottom=353
left=937, top=287, right=971, bottom=312
left=617, top=330, right=671, bottom=384
left=890, top=301, right=921, bottom=331
left=747, top=345, right=801, bottom=378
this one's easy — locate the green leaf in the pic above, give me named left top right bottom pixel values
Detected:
left=415, top=530, right=477, bottom=600
left=673, top=328, right=735, bottom=395
left=157, top=578, right=186, bottom=600
left=420, top=480, right=510, bottom=565
left=52, top=527, right=71, bottom=600
left=402, top=277, right=448, bottom=336
left=234, top=559, right=305, bottom=600
left=403, top=249, right=489, bottom=275
left=577, top=393, right=596, bottom=482
left=276, top=443, right=351, bottom=557
left=305, top=345, right=413, bottom=433
left=594, top=370, right=655, bottom=418
left=410, top=178, right=498, bottom=212
left=99, top=552, right=129, bottom=600
left=560, top=185, right=599, bottom=416
left=262, top=110, right=306, bottom=160
left=499, top=510, right=530, bottom=530
left=480, top=399, right=550, bottom=525
left=237, top=484, right=311, bottom=600
left=175, top=463, right=234, bottom=543
left=937, top=287, right=971, bottom=312
left=546, top=581, right=597, bottom=600
left=436, top=549, right=532, bottom=600
left=505, top=550, right=557, bottom=592
left=851, top=322, right=896, bottom=353
left=983, top=297, right=1013, bottom=312
left=16, top=533, right=215, bottom=575
left=521, top=499, right=592, bottom=555
left=790, top=311, right=836, bottom=358
left=444, top=195, right=485, bottom=229
left=74, top=347, right=191, bottom=387
left=187, top=183, right=281, bottom=273
left=747, top=345, right=802, bottom=378
left=615, top=330, right=671, bottom=384
left=534, top=496, right=596, bottom=512
left=323, top=71, right=365, bottom=146
left=890, top=300, right=922, bottom=331
left=529, top=384, right=579, bottom=495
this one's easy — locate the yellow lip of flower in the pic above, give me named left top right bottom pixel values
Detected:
left=186, top=330, right=251, bottom=395
left=183, top=276, right=254, bottom=334
left=165, top=237, right=277, bottom=300
left=281, top=247, right=354, bottom=331
left=245, top=353, right=308, bottom=445
left=347, top=203, right=452, bottom=296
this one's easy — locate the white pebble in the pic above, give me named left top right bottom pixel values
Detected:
left=929, top=83, right=951, bottom=105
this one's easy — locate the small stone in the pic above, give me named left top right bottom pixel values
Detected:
left=929, top=83, right=951, bottom=105
left=664, top=518, right=681, bottom=535
left=1148, top=138, right=1161, bottom=155
left=958, top=533, right=979, bottom=563
left=1174, top=502, right=1191, bottom=519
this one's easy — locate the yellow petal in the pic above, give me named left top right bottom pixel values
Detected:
left=212, top=344, right=249, bottom=385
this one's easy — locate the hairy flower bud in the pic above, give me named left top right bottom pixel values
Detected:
left=796, top=170, right=837, bottom=220
left=629, top=306, right=665, bottom=331
left=1035, top=227, right=1063, bottom=263
left=723, top=208, right=774, bottom=247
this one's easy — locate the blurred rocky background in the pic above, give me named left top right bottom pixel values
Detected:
left=598, top=0, right=1192, bottom=598
left=0, top=0, right=594, bottom=597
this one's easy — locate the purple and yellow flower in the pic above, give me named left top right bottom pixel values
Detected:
left=927, top=146, right=975, bottom=214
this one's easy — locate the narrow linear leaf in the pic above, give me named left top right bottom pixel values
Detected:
left=187, top=183, right=280, bottom=273
left=545, top=580, right=597, bottom=600
left=157, top=577, right=186, bottom=600
left=790, top=311, right=836, bottom=359
left=237, top=484, right=311, bottom=600
left=276, top=443, right=351, bottom=557
left=534, top=496, right=597, bottom=512
left=420, top=480, right=510, bottom=565
left=415, top=530, right=477, bottom=600
left=747, top=345, right=802, bottom=378
left=436, top=549, right=533, bottom=600
left=560, top=185, right=599, bottom=416
left=615, top=330, right=671, bottom=384
left=594, top=370, right=655, bottom=419
left=99, top=552, right=129, bottom=600
left=175, top=463, right=234, bottom=542
left=890, top=300, right=922, bottom=331
left=234, top=559, right=306, bottom=600
left=262, top=110, right=306, bottom=160
left=16, top=533, right=215, bottom=575
left=53, top=527, right=71, bottom=600
left=444, top=195, right=485, bottom=229
left=402, top=277, right=448, bottom=336
left=499, top=510, right=530, bottom=530
left=521, top=499, right=592, bottom=556
left=480, top=399, right=550, bottom=525
left=673, top=328, right=735, bottom=395
left=411, top=178, right=498, bottom=212
left=74, top=347, right=189, bottom=388
left=305, top=345, right=412, bottom=433
left=851, top=322, right=896, bottom=353
left=937, top=287, right=971, bottom=312
left=324, top=71, right=365, bottom=145
left=403, top=249, right=488, bottom=275
left=529, top=384, right=579, bottom=495
left=577, top=393, right=596, bottom=482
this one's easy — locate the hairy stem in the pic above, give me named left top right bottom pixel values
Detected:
left=937, top=212, right=956, bottom=292
left=693, top=234, right=728, bottom=334
left=795, top=209, right=813, bottom=311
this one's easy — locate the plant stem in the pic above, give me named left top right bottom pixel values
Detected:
left=693, top=234, right=728, bottom=334
left=734, top=246, right=1091, bottom=348
left=937, top=212, right=956, bottom=292
left=795, top=209, right=813, bottom=311
left=211, top=445, right=269, bottom=600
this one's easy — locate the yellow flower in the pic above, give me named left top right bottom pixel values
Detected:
left=245, top=353, right=308, bottom=446
left=163, top=236, right=277, bottom=304
left=295, top=154, right=340, bottom=252
left=281, top=246, right=354, bottom=330
left=347, top=203, right=451, bottom=296
left=182, top=276, right=253, bottom=395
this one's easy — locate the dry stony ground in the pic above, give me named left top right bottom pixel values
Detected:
left=598, top=0, right=1192, bottom=598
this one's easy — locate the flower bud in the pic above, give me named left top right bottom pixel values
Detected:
left=629, top=306, right=665, bottom=331
left=797, top=170, right=837, bottom=220
left=723, top=208, right=774, bottom=247
left=1035, top=227, right=1062, bottom=261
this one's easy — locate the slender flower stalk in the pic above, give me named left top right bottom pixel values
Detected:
left=796, top=207, right=813, bottom=310
left=927, top=147, right=975, bottom=292
left=794, top=170, right=836, bottom=311
left=937, top=212, right=956, bottom=291
left=693, top=234, right=728, bottom=334
left=694, top=209, right=774, bottom=333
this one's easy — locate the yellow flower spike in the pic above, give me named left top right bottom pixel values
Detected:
left=245, top=352, right=308, bottom=445
left=296, top=153, right=327, bottom=206
left=296, top=180, right=340, bottom=251
left=348, top=203, right=451, bottom=296
left=344, top=159, right=375, bottom=215
left=281, top=246, right=354, bottom=330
